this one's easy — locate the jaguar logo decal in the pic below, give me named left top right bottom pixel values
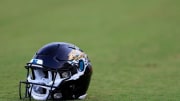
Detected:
left=68, top=50, right=85, bottom=61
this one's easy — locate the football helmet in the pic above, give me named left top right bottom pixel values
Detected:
left=19, top=42, right=92, bottom=101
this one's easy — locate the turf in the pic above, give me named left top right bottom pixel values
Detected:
left=0, top=0, right=180, bottom=101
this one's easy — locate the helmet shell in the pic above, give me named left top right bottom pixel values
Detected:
left=33, top=42, right=81, bottom=69
left=19, top=42, right=93, bottom=100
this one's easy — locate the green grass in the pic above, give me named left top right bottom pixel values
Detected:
left=0, top=0, right=180, bottom=101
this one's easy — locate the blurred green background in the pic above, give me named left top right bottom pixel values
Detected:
left=0, top=0, right=180, bottom=101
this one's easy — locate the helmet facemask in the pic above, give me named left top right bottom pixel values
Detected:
left=19, top=64, right=66, bottom=101
left=28, top=68, right=62, bottom=100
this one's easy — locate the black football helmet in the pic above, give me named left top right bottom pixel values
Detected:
left=19, top=42, right=93, bottom=101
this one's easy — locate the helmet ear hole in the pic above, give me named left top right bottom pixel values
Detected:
left=79, top=60, right=84, bottom=72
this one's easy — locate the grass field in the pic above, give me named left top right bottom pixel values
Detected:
left=0, top=0, right=180, bottom=101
